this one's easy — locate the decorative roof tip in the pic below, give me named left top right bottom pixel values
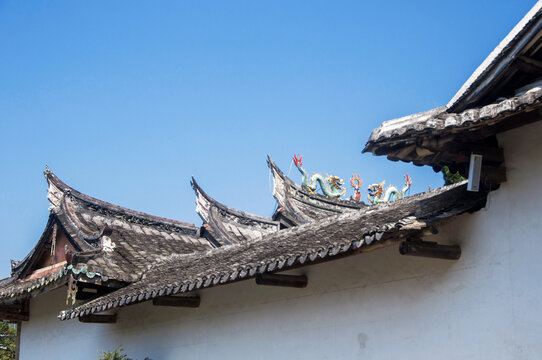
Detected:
left=45, top=170, right=65, bottom=211
left=190, top=176, right=200, bottom=192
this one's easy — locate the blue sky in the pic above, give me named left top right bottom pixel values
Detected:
left=0, top=0, right=535, bottom=278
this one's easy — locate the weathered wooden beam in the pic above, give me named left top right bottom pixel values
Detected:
left=514, top=56, right=542, bottom=75
left=519, top=55, right=542, bottom=69
left=79, top=314, right=117, bottom=324
left=443, top=142, right=504, bottom=165
left=481, top=165, right=507, bottom=185
left=75, top=283, right=116, bottom=301
left=152, top=296, right=200, bottom=308
left=399, top=240, right=461, bottom=260
left=255, top=273, right=308, bottom=288
left=0, top=311, right=29, bottom=322
left=0, top=300, right=29, bottom=322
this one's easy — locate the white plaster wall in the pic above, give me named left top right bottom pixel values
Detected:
left=20, top=121, right=542, bottom=360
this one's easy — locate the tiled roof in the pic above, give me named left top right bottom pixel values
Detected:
left=60, top=182, right=487, bottom=320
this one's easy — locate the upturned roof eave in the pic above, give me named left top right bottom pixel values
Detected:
left=45, top=168, right=197, bottom=232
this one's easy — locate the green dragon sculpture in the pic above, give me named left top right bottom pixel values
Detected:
left=367, top=174, right=412, bottom=204
left=293, top=154, right=346, bottom=198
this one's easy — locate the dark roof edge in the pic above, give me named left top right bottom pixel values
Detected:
left=9, top=215, right=58, bottom=279
left=447, top=1, right=542, bottom=112
left=362, top=106, right=447, bottom=153
left=44, top=168, right=196, bottom=231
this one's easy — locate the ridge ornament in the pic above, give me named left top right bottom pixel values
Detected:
left=293, top=154, right=346, bottom=198
left=350, top=173, right=363, bottom=201
left=367, top=174, right=412, bottom=204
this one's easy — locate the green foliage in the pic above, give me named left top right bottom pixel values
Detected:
left=0, top=322, right=17, bottom=360
left=99, top=347, right=132, bottom=360
left=441, top=166, right=466, bottom=185
left=98, top=347, right=151, bottom=360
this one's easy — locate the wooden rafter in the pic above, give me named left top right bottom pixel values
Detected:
left=152, top=296, right=200, bottom=308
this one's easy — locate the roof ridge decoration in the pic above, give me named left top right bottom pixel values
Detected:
left=44, top=167, right=198, bottom=235
left=367, top=174, right=412, bottom=204
left=292, top=154, right=346, bottom=198
left=350, top=173, right=363, bottom=201
left=191, top=177, right=280, bottom=246
left=268, top=155, right=366, bottom=225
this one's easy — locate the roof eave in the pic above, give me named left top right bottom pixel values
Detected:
left=447, top=1, right=542, bottom=112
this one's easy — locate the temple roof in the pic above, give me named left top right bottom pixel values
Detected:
left=268, top=156, right=366, bottom=226
left=191, top=178, right=280, bottom=247
left=60, top=182, right=487, bottom=320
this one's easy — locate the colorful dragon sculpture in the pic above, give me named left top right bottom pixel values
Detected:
left=367, top=174, right=412, bottom=204
left=293, top=154, right=346, bottom=198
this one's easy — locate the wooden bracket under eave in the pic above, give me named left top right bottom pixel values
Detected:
left=152, top=296, right=200, bottom=308
left=79, top=314, right=117, bottom=324
left=255, top=273, right=308, bottom=288
left=399, top=240, right=461, bottom=260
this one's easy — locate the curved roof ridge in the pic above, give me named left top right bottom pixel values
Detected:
left=44, top=167, right=196, bottom=231
left=190, top=177, right=277, bottom=225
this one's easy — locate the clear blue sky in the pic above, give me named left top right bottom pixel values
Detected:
left=0, top=0, right=535, bottom=278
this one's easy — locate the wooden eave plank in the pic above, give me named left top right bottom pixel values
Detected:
left=152, top=296, right=200, bottom=308
left=79, top=314, right=117, bottom=324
